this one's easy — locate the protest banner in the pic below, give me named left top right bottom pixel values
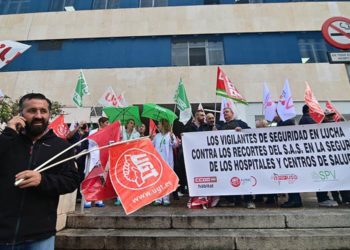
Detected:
left=182, top=122, right=350, bottom=196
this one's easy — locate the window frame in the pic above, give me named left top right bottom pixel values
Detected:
left=139, top=0, right=168, bottom=8
left=92, top=0, right=120, bottom=9
left=298, top=38, right=328, bottom=63
left=0, top=0, right=31, bottom=14
left=171, top=39, right=225, bottom=66
left=49, top=0, right=75, bottom=11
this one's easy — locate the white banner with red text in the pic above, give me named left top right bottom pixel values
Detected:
left=182, top=122, right=350, bottom=196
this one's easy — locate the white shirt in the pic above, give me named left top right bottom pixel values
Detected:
left=121, top=127, right=140, bottom=141
left=152, top=132, right=177, bottom=168
left=85, top=128, right=99, bottom=174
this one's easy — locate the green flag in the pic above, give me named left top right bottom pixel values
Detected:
left=174, top=79, right=192, bottom=125
left=73, top=70, right=89, bottom=107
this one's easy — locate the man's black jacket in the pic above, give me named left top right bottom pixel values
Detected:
left=0, top=127, right=80, bottom=244
left=299, top=113, right=316, bottom=125
left=221, top=119, right=250, bottom=130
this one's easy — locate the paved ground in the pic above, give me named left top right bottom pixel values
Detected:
left=75, top=192, right=350, bottom=216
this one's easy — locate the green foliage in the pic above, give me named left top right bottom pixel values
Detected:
left=51, top=101, right=64, bottom=118
left=0, top=96, right=15, bottom=124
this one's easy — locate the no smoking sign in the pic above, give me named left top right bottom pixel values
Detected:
left=322, top=16, right=350, bottom=50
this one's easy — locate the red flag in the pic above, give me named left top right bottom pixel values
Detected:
left=87, top=121, right=121, bottom=167
left=149, top=119, right=157, bottom=137
left=325, top=101, right=343, bottom=122
left=81, top=161, right=117, bottom=201
left=216, top=67, right=247, bottom=104
left=109, top=138, right=179, bottom=214
left=304, top=82, right=325, bottom=123
left=48, top=114, right=69, bottom=139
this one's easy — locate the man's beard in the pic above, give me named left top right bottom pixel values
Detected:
left=25, top=118, right=49, bottom=137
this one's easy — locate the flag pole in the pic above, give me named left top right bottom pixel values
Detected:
left=14, top=138, right=88, bottom=186
left=37, top=137, right=150, bottom=174
left=14, top=137, right=150, bottom=186
left=214, top=96, right=217, bottom=118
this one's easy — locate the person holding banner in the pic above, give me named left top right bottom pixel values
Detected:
left=185, top=110, right=209, bottom=132
left=273, top=114, right=303, bottom=208
left=0, top=93, right=79, bottom=250
left=152, top=119, right=178, bottom=206
left=206, top=112, right=221, bottom=131
left=299, top=105, right=343, bottom=207
left=321, top=109, right=350, bottom=206
left=254, top=119, right=278, bottom=205
left=115, top=119, right=140, bottom=206
left=83, top=117, right=110, bottom=208
left=66, top=121, right=89, bottom=203
left=220, top=107, right=255, bottom=209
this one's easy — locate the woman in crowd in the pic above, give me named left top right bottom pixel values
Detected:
left=152, top=119, right=178, bottom=206
left=114, top=119, right=140, bottom=206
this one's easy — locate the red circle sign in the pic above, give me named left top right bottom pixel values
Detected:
left=322, top=16, right=350, bottom=50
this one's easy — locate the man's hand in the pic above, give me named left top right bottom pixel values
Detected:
left=15, top=170, right=42, bottom=188
left=235, top=127, right=242, bottom=132
left=7, top=115, right=26, bottom=133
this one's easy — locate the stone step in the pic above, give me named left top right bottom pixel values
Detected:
left=56, top=228, right=350, bottom=250
left=67, top=208, right=350, bottom=229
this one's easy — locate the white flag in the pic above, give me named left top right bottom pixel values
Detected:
left=98, top=86, right=118, bottom=107
left=277, top=79, right=296, bottom=121
left=117, top=92, right=128, bottom=107
left=197, top=103, right=204, bottom=112
left=99, top=87, right=128, bottom=107
left=0, top=89, right=4, bottom=101
left=263, top=83, right=277, bottom=122
left=0, top=40, right=31, bottom=69
left=219, top=97, right=234, bottom=122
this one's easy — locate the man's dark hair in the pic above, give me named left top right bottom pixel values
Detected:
left=195, top=109, right=205, bottom=114
left=98, top=117, right=108, bottom=125
left=19, top=93, right=52, bottom=112
left=302, top=104, right=309, bottom=114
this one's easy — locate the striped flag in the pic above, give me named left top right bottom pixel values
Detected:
left=304, top=82, right=325, bottom=123
left=216, top=67, right=247, bottom=104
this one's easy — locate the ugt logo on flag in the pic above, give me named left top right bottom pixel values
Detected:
left=117, top=150, right=161, bottom=189
left=109, top=138, right=179, bottom=214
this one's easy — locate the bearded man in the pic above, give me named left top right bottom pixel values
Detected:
left=0, top=93, right=79, bottom=250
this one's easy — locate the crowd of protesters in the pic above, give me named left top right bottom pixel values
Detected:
left=71, top=103, right=350, bottom=210
left=7, top=100, right=348, bottom=211
left=6, top=93, right=349, bottom=250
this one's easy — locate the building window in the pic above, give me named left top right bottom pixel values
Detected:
left=139, top=0, right=168, bottom=8
left=298, top=39, right=328, bottom=63
left=172, top=39, right=224, bottom=66
left=38, top=40, right=63, bottom=51
left=49, top=0, right=75, bottom=11
left=0, top=0, right=31, bottom=14
left=92, top=0, right=120, bottom=9
left=235, top=0, right=263, bottom=3
left=204, top=0, right=219, bottom=4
